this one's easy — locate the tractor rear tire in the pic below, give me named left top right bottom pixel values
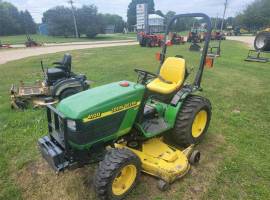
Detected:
left=170, top=95, right=212, bottom=146
left=94, top=148, right=141, bottom=200
left=59, top=88, right=79, bottom=100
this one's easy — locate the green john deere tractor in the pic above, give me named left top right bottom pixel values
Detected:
left=38, top=13, right=214, bottom=200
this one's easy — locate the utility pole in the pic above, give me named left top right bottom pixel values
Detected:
left=218, top=0, right=228, bottom=55
left=220, top=0, right=228, bottom=33
left=214, top=13, right=218, bottom=31
left=68, top=0, right=79, bottom=38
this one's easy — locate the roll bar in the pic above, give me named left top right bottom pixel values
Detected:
left=160, top=13, right=212, bottom=88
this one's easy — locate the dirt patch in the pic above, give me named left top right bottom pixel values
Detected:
left=226, top=36, right=255, bottom=48
left=16, top=159, right=97, bottom=200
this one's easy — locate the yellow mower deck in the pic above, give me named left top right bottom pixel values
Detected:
left=116, top=138, right=193, bottom=183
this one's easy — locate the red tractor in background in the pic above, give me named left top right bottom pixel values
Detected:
left=138, top=32, right=164, bottom=47
left=138, top=32, right=185, bottom=47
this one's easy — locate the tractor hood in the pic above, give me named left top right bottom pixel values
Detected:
left=57, top=81, right=145, bottom=120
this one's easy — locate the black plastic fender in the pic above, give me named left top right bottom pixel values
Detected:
left=171, top=85, right=193, bottom=106
left=51, top=77, right=88, bottom=97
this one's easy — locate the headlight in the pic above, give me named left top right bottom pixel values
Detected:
left=67, top=120, right=76, bottom=131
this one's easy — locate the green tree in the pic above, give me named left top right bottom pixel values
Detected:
left=226, top=17, right=235, bottom=27
left=77, top=5, right=102, bottom=38
left=164, top=11, right=197, bottom=32
left=164, top=11, right=176, bottom=25
left=0, top=1, right=36, bottom=35
left=101, top=14, right=125, bottom=33
left=20, top=10, right=36, bottom=34
left=43, top=4, right=103, bottom=38
left=235, top=0, right=270, bottom=31
left=43, top=6, right=74, bottom=37
left=127, top=0, right=155, bottom=28
left=155, top=10, right=164, bottom=17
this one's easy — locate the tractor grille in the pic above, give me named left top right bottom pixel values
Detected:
left=47, top=105, right=67, bottom=148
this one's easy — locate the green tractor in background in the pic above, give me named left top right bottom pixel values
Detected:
left=38, top=13, right=214, bottom=200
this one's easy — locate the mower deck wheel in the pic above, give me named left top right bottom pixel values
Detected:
left=94, top=148, right=141, bottom=200
left=189, top=150, right=201, bottom=165
left=157, top=179, right=170, bottom=191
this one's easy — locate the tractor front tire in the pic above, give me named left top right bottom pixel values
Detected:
left=94, top=148, right=141, bottom=200
left=171, top=95, right=212, bottom=146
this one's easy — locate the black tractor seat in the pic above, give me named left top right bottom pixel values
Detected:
left=53, top=54, right=72, bottom=73
left=46, top=54, right=72, bottom=85
left=47, top=68, right=67, bottom=78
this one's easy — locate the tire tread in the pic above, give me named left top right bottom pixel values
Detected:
left=94, top=148, right=141, bottom=200
left=171, top=95, right=212, bottom=146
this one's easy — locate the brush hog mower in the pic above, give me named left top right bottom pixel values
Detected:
left=10, top=53, right=90, bottom=109
left=38, top=13, right=215, bottom=200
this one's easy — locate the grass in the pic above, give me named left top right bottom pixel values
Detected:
left=0, top=41, right=270, bottom=200
left=0, top=33, right=136, bottom=45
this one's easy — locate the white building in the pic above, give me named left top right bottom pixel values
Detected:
left=148, top=14, right=165, bottom=33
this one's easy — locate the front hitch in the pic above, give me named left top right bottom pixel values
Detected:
left=38, top=136, right=69, bottom=172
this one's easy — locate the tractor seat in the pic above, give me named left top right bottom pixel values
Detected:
left=46, top=54, right=72, bottom=85
left=47, top=68, right=67, bottom=83
left=147, top=57, right=186, bottom=94
left=47, top=68, right=66, bottom=77
left=54, top=53, right=72, bottom=73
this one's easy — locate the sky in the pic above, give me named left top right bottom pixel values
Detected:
left=6, top=0, right=255, bottom=23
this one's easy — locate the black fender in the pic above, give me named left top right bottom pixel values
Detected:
left=170, top=85, right=194, bottom=106
left=51, top=78, right=88, bottom=97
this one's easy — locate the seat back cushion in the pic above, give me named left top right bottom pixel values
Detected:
left=62, top=53, right=72, bottom=72
left=160, top=57, right=186, bottom=86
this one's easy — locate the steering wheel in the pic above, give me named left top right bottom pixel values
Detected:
left=134, top=69, right=157, bottom=77
left=134, top=69, right=157, bottom=85
left=134, top=69, right=173, bottom=85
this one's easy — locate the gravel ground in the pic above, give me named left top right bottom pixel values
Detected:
left=226, top=36, right=255, bottom=48
left=0, top=37, right=256, bottom=65
left=0, top=40, right=137, bottom=65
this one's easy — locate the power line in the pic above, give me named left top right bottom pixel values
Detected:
left=67, top=0, right=79, bottom=38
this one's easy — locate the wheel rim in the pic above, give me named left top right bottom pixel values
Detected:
left=112, top=164, right=137, bottom=196
left=192, top=110, right=207, bottom=138
left=255, top=34, right=266, bottom=49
